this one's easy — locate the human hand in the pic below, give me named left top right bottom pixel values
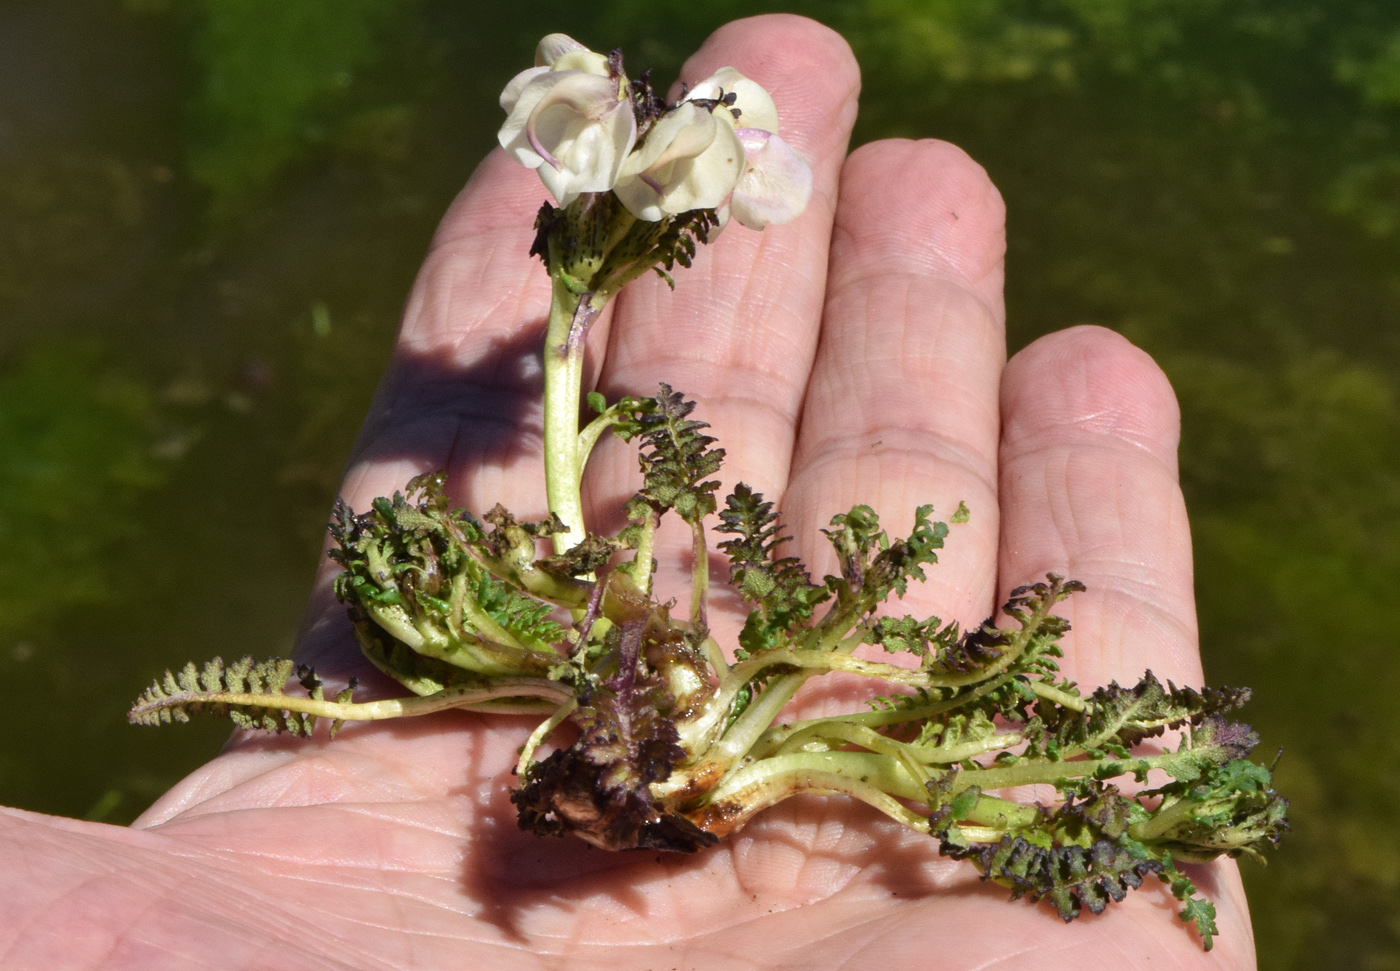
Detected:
left=0, top=15, right=1254, bottom=970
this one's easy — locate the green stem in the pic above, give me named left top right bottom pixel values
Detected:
left=749, top=667, right=1026, bottom=757
left=577, top=409, right=619, bottom=465
left=955, top=791, right=1042, bottom=832
left=516, top=698, right=578, bottom=776
left=628, top=508, right=658, bottom=594
left=771, top=719, right=1024, bottom=766
left=690, top=520, right=709, bottom=631
left=131, top=678, right=574, bottom=726
left=543, top=278, right=605, bottom=553
left=687, top=750, right=930, bottom=832
left=947, top=752, right=1167, bottom=792
left=1031, top=680, right=1087, bottom=710
left=1129, top=795, right=1197, bottom=843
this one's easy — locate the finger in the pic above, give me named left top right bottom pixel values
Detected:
left=997, top=325, right=1199, bottom=686
left=784, top=139, right=1008, bottom=638
left=587, top=15, right=861, bottom=529
left=995, top=325, right=1253, bottom=960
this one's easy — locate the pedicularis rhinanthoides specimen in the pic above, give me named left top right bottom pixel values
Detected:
left=133, top=34, right=1285, bottom=950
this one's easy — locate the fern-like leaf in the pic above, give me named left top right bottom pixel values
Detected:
left=128, top=656, right=345, bottom=736
left=1029, top=671, right=1255, bottom=760
left=823, top=504, right=950, bottom=607
left=717, top=483, right=829, bottom=655
left=622, top=384, right=725, bottom=525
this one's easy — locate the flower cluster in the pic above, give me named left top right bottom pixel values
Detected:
left=499, top=33, right=811, bottom=230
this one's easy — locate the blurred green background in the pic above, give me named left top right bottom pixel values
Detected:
left=1, top=0, right=1396, bottom=965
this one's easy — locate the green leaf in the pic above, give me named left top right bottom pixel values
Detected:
left=717, top=483, right=829, bottom=654
left=627, top=385, right=725, bottom=525
left=129, top=655, right=322, bottom=735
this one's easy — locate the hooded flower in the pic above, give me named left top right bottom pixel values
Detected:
left=498, top=35, right=636, bottom=207
left=614, top=66, right=810, bottom=226
left=689, top=67, right=811, bottom=229
left=612, top=102, right=745, bottom=221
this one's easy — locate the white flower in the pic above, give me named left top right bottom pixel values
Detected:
left=613, top=102, right=745, bottom=221
left=614, top=65, right=810, bottom=226
left=691, top=67, right=811, bottom=230
left=498, top=36, right=635, bottom=208
left=685, top=66, right=780, bottom=134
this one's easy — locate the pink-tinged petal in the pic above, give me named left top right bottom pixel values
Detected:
left=729, top=130, right=812, bottom=229
left=527, top=121, right=563, bottom=171
left=735, top=128, right=773, bottom=155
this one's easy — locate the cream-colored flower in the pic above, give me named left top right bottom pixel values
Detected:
left=691, top=67, right=810, bottom=229
left=498, top=37, right=635, bottom=207
left=614, top=65, right=809, bottom=225
left=685, top=66, right=780, bottom=134
left=613, top=102, right=744, bottom=221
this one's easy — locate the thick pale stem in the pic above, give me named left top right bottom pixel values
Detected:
left=543, top=279, right=604, bottom=552
left=771, top=719, right=1024, bottom=767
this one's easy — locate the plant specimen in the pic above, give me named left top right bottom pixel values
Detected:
left=131, top=34, right=1286, bottom=950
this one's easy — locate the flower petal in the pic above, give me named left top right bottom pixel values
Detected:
left=534, top=97, right=637, bottom=206
left=499, top=71, right=636, bottom=204
left=729, top=129, right=812, bottom=229
left=535, top=33, right=611, bottom=76
left=616, top=106, right=743, bottom=220
left=500, top=66, right=549, bottom=114
left=499, top=71, right=563, bottom=168
left=553, top=50, right=611, bottom=75
left=535, top=33, right=588, bottom=66
left=687, top=66, right=779, bottom=133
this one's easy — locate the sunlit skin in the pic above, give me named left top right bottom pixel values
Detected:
left=0, top=16, right=1255, bottom=970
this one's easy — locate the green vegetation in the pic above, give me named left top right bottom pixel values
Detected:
left=0, top=343, right=168, bottom=627
left=187, top=0, right=422, bottom=218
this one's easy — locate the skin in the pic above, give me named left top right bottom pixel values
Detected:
left=0, top=15, right=1256, bottom=971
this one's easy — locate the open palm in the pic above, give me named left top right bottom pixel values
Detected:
left=0, top=16, right=1255, bottom=970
